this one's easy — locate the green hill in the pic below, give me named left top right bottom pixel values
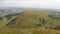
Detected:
left=0, top=10, right=60, bottom=34
left=5, top=10, right=60, bottom=29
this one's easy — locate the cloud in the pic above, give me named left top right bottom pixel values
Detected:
left=0, top=0, right=60, bottom=9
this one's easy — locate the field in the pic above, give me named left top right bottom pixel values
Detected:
left=0, top=9, right=60, bottom=34
left=0, top=28, right=60, bottom=34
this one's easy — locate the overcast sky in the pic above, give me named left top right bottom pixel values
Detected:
left=0, top=0, right=60, bottom=9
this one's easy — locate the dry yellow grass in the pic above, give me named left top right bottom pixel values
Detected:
left=0, top=28, right=60, bottom=34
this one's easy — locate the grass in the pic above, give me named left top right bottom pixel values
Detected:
left=0, top=16, right=17, bottom=28
left=0, top=28, right=60, bottom=34
left=0, top=10, right=60, bottom=34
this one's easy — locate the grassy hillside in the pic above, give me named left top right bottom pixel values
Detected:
left=0, top=10, right=60, bottom=34
left=7, top=10, right=60, bottom=28
left=0, top=28, right=60, bottom=34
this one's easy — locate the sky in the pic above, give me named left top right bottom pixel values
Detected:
left=0, top=0, right=60, bottom=9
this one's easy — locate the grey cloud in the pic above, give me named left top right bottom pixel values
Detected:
left=0, top=0, right=60, bottom=9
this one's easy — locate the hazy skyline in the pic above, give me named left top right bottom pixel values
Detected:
left=0, top=0, right=60, bottom=9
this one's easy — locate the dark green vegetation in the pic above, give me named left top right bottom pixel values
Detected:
left=0, top=10, right=60, bottom=34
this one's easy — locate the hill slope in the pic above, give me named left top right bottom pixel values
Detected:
left=6, top=10, right=57, bottom=28
left=0, top=10, right=60, bottom=34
